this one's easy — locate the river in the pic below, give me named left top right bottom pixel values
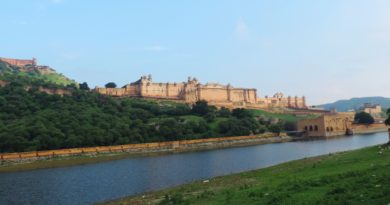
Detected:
left=0, top=132, right=388, bottom=205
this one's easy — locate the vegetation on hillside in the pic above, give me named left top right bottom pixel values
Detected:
left=0, top=71, right=297, bottom=153
left=0, top=61, right=318, bottom=153
left=0, top=61, right=77, bottom=87
left=105, top=145, right=390, bottom=205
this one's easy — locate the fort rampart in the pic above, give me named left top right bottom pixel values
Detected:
left=0, top=57, right=36, bottom=67
left=94, top=75, right=307, bottom=109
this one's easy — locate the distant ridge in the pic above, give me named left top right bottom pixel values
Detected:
left=318, top=97, right=390, bottom=112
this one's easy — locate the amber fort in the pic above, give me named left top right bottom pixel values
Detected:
left=94, top=75, right=307, bottom=109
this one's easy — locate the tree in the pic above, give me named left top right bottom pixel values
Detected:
left=105, top=82, right=117, bottom=88
left=232, top=108, right=253, bottom=119
left=268, top=124, right=282, bottom=134
left=191, top=100, right=210, bottom=116
left=385, top=108, right=390, bottom=126
left=217, top=107, right=231, bottom=117
left=79, top=82, right=90, bottom=90
left=386, top=109, right=390, bottom=144
left=354, top=112, right=375, bottom=124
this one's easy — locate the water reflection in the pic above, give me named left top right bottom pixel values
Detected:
left=0, top=132, right=387, bottom=205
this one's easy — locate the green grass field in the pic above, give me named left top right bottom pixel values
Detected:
left=105, top=144, right=390, bottom=205
left=249, top=109, right=318, bottom=122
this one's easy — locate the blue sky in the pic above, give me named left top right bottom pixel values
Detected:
left=1, top=0, right=389, bottom=104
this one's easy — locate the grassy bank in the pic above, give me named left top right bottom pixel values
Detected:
left=104, top=144, right=390, bottom=205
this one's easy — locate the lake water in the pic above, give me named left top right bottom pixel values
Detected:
left=0, top=132, right=388, bottom=205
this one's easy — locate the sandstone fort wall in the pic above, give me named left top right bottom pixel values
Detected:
left=94, top=75, right=306, bottom=109
left=0, top=57, right=36, bottom=67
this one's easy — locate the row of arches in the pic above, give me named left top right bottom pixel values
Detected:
left=326, top=127, right=334, bottom=132
left=304, top=125, right=336, bottom=132
left=304, top=125, right=318, bottom=132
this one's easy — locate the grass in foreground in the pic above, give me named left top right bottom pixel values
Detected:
left=104, top=144, right=390, bottom=205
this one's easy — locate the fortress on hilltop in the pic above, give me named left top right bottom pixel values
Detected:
left=0, top=57, right=55, bottom=75
left=94, top=75, right=307, bottom=109
left=0, top=57, right=37, bottom=67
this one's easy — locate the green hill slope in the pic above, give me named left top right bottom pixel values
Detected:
left=0, top=61, right=77, bottom=86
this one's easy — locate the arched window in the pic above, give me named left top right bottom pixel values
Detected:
left=330, top=127, right=334, bottom=132
left=304, top=126, right=308, bottom=131
left=326, top=127, right=330, bottom=132
left=309, top=126, right=313, bottom=131
left=314, top=125, right=318, bottom=131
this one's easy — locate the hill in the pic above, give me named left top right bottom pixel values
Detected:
left=0, top=60, right=77, bottom=87
left=318, top=97, right=390, bottom=112
left=0, top=58, right=315, bottom=153
left=0, top=70, right=297, bottom=153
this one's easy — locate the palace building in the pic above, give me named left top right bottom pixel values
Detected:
left=94, top=75, right=307, bottom=109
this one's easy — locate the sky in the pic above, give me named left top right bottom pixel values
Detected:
left=1, top=0, right=389, bottom=105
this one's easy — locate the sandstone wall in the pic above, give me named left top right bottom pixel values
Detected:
left=38, top=87, right=71, bottom=96
left=141, top=83, right=184, bottom=99
left=199, top=87, right=229, bottom=102
left=94, top=76, right=307, bottom=109
left=0, top=57, right=36, bottom=67
left=352, top=123, right=388, bottom=134
left=0, top=133, right=288, bottom=161
left=95, top=88, right=129, bottom=97
left=297, top=113, right=354, bottom=137
left=256, top=96, right=306, bottom=109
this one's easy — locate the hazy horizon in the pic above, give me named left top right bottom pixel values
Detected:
left=1, top=0, right=389, bottom=105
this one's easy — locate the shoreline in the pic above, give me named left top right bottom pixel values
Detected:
left=0, top=134, right=293, bottom=173
left=101, top=143, right=390, bottom=205
left=1, top=130, right=387, bottom=173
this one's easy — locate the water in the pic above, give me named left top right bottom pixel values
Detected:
left=0, top=132, right=388, bottom=205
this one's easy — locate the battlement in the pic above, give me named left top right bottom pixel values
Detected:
left=0, top=57, right=37, bottom=67
left=95, top=75, right=307, bottom=109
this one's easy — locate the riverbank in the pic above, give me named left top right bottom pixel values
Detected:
left=102, top=143, right=390, bottom=205
left=0, top=134, right=292, bottom=173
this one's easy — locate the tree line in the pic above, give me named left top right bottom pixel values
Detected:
left=0, top=82, right=289, bottom=153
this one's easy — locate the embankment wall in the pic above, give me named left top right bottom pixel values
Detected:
left=0, top=133, right=289, bottom=161
left=352, top=123, right=388, bottom=134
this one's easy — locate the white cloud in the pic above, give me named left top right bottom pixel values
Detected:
left=235, top=17, right=250, bottom=40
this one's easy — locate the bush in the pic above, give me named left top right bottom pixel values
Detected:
left=105, top=82, right=117, bottom=88
left=232, top=108, right=253, bottom=119
left=79, top=82, right=90, bottom=90
left=268, top=124, right=282, bottom=134
left=217, top=107, right=231, bottom=117
left=354, top=112, right=374, bottom=124
left=191, top=100, right=209, bottom=116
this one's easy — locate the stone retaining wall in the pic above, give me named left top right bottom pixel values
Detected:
left=352, top=123, right=388, bottom=134
left=1, top=133, right=288, bottom=161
